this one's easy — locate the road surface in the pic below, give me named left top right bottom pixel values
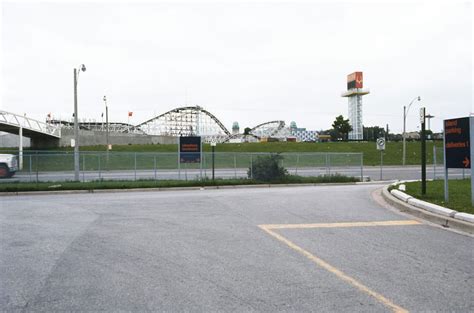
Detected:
left=1, top=184, right=472, bottom=311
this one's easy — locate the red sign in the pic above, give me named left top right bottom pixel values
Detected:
left=347, top=72, right=363, bottom=89
left=355, top=72, right=363, bottom=88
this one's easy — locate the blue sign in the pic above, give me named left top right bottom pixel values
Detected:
left=179, top=136, right=201, bottom=163
left=444, top=117, right=470, bottom=169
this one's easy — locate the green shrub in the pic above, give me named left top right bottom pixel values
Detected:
left=248, top=154, right=288, bottom=182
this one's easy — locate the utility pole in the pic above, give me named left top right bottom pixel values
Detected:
left=403, top=96, right=421, bottom=166
left=73, top=64, right=86, bottom=181
left=420, top=107, right=426, bottom=195
left=73, top=68, right=79, bottom=181
left=211, top=141, right=216, bottom=180
left=104, top=95, right=109, bottom=151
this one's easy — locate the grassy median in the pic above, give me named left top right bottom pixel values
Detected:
left=403, top=179, right=473, bottom=214
left=0, top=174, right=358, bottom=193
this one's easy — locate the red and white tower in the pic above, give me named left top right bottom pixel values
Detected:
left=341, top=72, right=370, bottom=140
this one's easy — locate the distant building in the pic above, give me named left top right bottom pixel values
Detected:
left=405, top=131, right=420, bottom=140
left=290, top=121, right=297, bottom=131
left=290, top=127, right=318, bottom=142
left=232, top=122, right=240, bottom=135
left=318, top=134, right=331, bottom=142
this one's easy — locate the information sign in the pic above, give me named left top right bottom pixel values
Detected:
left=444, top=117, right=470, bottom=169
left=179, top=136, right=201, bottom=163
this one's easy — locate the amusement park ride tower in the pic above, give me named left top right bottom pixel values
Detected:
left=341, top=72, right=370, bottom=140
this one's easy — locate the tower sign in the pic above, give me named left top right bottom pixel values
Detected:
left=341, top=72, right=370, bottom=140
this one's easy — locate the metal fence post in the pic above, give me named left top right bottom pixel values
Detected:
left=295, top=154, right=299, bottom=175
left=35, top=152, right=39, bottom=183
left=234, top=153, right=237, bottom=179
left=82, top=154, right=86, bottom=182
left=202, top=152, right=206, bottom=178
left=29, top=155, right=32, bottom=182
left=250, top=154, right=253, bottom=179
left=200, top=152, right=203, bottom=181
left=185, top=162, right=188, bottom=181
left=154, top=155, right=157, bottom=180
left=433, top=145, right=437, bottom=180
left=325, top=153, right=329, bottom=175
left=98, top=154, right=101, bottom=181
left=328, top=153, right=331, bottom=175
left=134, top=152, right=137, bottom=181
left=360, top=153, right=364, bottom=182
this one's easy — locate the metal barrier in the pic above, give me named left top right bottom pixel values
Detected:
left=5, top=151, right=364, bottom=183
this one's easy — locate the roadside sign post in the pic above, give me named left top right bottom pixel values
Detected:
left=420, top=107, right=426, bottom=195
left=471, top=116, right=474, bottom=206
left=211, top=141, right=216, bottom=181
left=443, top=116, right=471, bottom=203
left=376, top=138, right=385, bottom=180
left=444, top=128, right=448, bottom=202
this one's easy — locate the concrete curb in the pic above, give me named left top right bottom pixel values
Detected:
left=382, top=185, right=473, bottom=234
left=0, top=181, right=371, bottom=197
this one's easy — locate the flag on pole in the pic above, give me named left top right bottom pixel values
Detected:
left=128, top=111, right=133, bottom=117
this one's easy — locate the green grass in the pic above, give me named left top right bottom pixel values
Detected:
left=402, top=179, right=473, bottom=214
left=0, top=174, right=358, bottom=193
left=2, top=141, right=443, bottom=167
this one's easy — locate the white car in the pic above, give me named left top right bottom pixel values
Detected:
left=0, top=154, right=18, bottom=178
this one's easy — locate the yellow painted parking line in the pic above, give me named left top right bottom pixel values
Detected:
left=261, top=220, right=421, bottom=230
left=259, top=220, right=419, bottom=313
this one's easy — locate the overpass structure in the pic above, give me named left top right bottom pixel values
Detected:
left=0, top=110, right=62, bottom=169
left=0, top=110, right=61, bottom=147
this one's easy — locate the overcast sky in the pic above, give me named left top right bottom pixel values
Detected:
left=1, top=1, right=472, bottom=134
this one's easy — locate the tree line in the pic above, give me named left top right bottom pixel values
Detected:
left=320, top=115, right=435, bottom=141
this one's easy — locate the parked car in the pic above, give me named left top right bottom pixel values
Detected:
left=0, top=154, right=18, bottom=178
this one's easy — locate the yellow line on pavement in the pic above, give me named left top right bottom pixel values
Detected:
left=261, top=220, right=421, bottom=230
left=259, top=224, right=410, bottom=313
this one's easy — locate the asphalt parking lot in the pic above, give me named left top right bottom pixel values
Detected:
left=1, top=184, right=472, bottom=312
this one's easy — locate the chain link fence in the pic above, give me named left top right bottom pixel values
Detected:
left=6, top=151, right=364, bottom=182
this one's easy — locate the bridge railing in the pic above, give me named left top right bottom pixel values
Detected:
left=2, top=151, right=364, bottom=182
left=0, top=110, right=61, bottom=138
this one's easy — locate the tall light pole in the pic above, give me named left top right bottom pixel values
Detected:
left=403, top=96, right=421, bottom=166
left=103, top=95, right=109, bottom=151
left=74, top=64, right=86, bottom=181
left=425, top=114, right=435, bottom=131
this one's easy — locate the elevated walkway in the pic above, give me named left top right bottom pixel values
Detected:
left=0, top=110, right=61, bottom=148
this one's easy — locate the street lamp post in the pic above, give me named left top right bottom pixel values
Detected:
left=73, top=64, right=86, bottom=181
left=403, top=96, right=421, bottom=166
left=103, top=95, right=109, bottom=150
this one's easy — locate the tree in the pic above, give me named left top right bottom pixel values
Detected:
left=243, top=127, right=252, bottom=135
left=363, top=126, right=385, bottom=141
left=423, top=129, right=434, bottom=140
left=332, top=115, right=352, bottom=140
left=248, top=154, right=288, bottom=181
